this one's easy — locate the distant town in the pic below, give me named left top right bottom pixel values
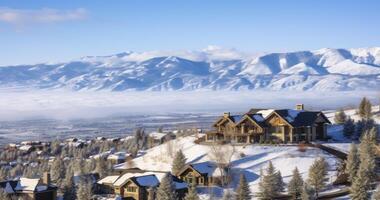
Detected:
left=0, top=98, right=379, bottom=200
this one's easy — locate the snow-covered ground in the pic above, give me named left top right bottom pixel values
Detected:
left=115, top=135, right=340, bottom=199
left=322, top=105, right=380, bottom=153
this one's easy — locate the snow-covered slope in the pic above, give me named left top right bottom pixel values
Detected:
left=1, top=47, right=380, bottom=91
left=115, top=135, right=339, bottom=199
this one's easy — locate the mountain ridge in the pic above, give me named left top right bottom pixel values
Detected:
left=0, top=47, right=379, bottom=91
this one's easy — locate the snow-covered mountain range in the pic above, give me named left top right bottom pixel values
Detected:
left=1, top=47, right=380, bottom=91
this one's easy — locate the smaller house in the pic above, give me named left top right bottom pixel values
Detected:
left=177, top=161, right=227, bottom=186
left=96, top=175, right=120, bottom=194
left=0, top=172, right=57, bottom=200
left=109, top=172, right=187, bottom=200
left=147, top=132, right=175, bottom=146
left=107, top=152, right=132, bottom=165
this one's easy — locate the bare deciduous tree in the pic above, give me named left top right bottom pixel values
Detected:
left=208, top=143, right=236, bottom=185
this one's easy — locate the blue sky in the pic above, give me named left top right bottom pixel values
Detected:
left=0, top=0, right=379, bottom=65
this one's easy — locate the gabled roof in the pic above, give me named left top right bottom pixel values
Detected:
left=1, top=178, right=57, bottom=194
left=235, top=113, right=267, bottom=128
left=130, top=175, right=159, bottom=187
left=179, top=161, right=224, bottom=178
left=269, top=109, right=331, bottom=127
left=113, top=172, right=187, bottom=189
left=0, top=180, right=17, bottom=193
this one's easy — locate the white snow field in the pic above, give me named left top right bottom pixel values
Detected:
left=115, top=135, right=340, bottom=199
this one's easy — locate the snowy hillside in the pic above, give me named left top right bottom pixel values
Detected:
left=115, top=136, right=339, bottom=199
left=1, top=47, right=380, bottom=91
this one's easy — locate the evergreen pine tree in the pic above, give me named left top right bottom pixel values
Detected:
left=358, top=97, right=372, bottom=120
left=62, top=174, right=76, bottom=200
left=288, top=167, right=304, bottom=199
left=265, top=161, right=277, bottom=192
left=257, top=162, right=278, bottom=200
left=95, top=158, right=107, bottom=178
left=301, top=183, right=315, bottom=200
left=156, top=173, right=177, bottom=200
left=334, top=109, right=347, bottom=124
left=359, top=129, right=377, bottom=183
left=343, top=118, right=355, bottom=138
left=171, top=149, right=187, bottom=175
left=307, top=158, right=328, bottom=198
left=345, top=143, right=359, bottom=183
left=184, top=182, right=199, bottom=200
left=350, top=169, right=370, bottom=200
left=258, top=168, right=271, bottom=200
left=76, top=178, right=92, bottom=200
left=275, top=171, right=284, bottom=193
left=235, top=174, right=251, bottom=200
left=50, top=157, right=65, bottom=184
left=372, top=185, right=380, bottom=200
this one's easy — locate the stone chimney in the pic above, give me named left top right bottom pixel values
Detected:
left=296, top=104, right=304, bottom=110
left=42, top=172, right=51, bottom=185
left=223, top=112, right=230, bottom=118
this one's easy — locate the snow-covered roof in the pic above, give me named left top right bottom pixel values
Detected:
left=107, top=152, right=130, bottom=161
left=256, top=109, right=274, bottom=118
left=191, top=161, right=218, bottom=176
left=148, top=132, right=168, bottom=140
left=15, top=178, right=40, bottom=191
left=97, top=175, right=121, bottom=185
left=19, top=145, right=33, bottom=151
left=133, top=175, right=159, bottom=187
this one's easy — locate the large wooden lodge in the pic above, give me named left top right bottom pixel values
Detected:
left=206, top=104, right=331, bottom=144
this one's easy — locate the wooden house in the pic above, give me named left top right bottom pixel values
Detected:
left=177, top=161, right=227, bottom=186
left=110, top=172, right=187, bottom=200
left=205, top=104, right=331, bottom=144
left=0, top=173, right=57, bottom=200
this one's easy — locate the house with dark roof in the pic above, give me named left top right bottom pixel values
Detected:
left=177, top=161, right=227, bottom=186
left=99, top=171, right=187, bottom=200
left=205, top=104, right=331, bottom=144
left=0, top=172, right=57, bottom=200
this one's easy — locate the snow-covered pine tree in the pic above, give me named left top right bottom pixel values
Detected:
left=301, top=183, right=315, bottom=200
left=95, top=158, right=107, bottom=178
left=184, top=182, right=199, bottom=200
left=265, top=161, right=277, bottom=192
left=235, top=173, right=251, bottom=200
left=156, top=173, right=177, bottom=200
left=50, top=157, right=65, bottom=183
left=257, top=162, right=277, bottom=199
left=307, top=157, right=328, bottom=198
left=358, top=129, right=377, bottom=183
left=358, top=97, right=372, bottom=120
left=372, top=185, right=380, bottom=200
left=275, top=171, right=284, bottom=193
left=350, top=169, right=370, bottom=200
left=172, top=149, right=187, bottom=175
left=288, top=167, right=304, bottom=199
left=62, top=172, right=76, bottom=200
left=345, top=143, right=359, bottom=183
left=343, top=118, right=355, bottom=138
left=334, top=109, right=347, bottom=124
left=76, top=178, right=93, bottom=200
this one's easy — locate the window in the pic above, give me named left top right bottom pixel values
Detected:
left=270, top=126, right=282, bottom=133
left=126, top=186, right=137, bottom=192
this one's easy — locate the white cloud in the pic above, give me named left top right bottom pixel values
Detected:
left=0, top=7, right=87, bottom=26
